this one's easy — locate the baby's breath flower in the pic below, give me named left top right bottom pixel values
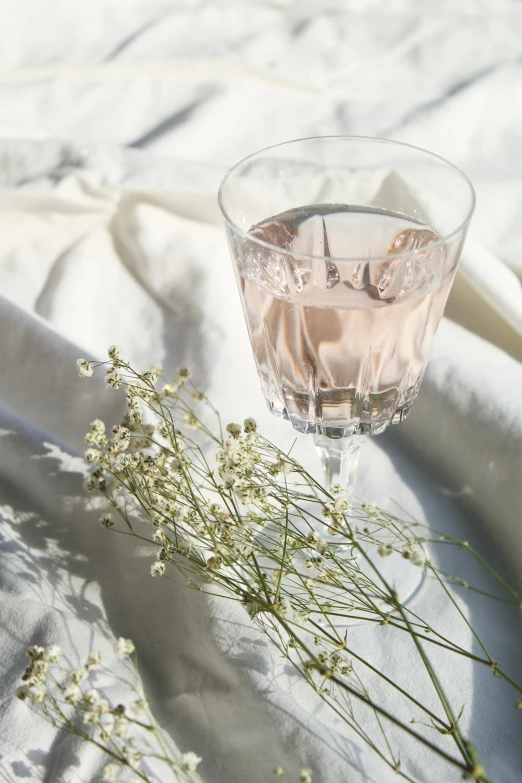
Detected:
left=99, top=513, right=114, bottom=529
left=143, top=365, right=162, bottom=385
left=30, top=659, right=49, bottom=680
left=300, top=767, right=313, bottom=782
left=102, top=763, right=120, bottom=781
left=151, top=561, right=166, bottom=578
left=333, top=496, right=351, bottom=514
left=16, top=685, right=30, bottom=701
left=402, top=541, right=426, bottom=567
left=378, top=544, right=393, bottom=558
left=362, top=503, right=380, bottom=519
left=42, top=645, right=61, bottom=664
left=100, top=720, right=114, bottom=741
left=177, top=367, right=191, bottom=381
left=275, top=597, right=292, bottom=616
left=244, top=417, right=257, bottom=433
left=131, top=699, right=149, bottom=716
left=85, top=448, right=102, bottom=465
left=83, top=710, right=100, bottom=725
left=156, top=420, right=171, bottom=438
left=77, top=359, right=94, bottom=378
left=26, top=645, right=44, bottom=659
left=105, top=369, right=122, bottom=390
left=28, top=683, right=48, bottom=703
left=305, top=578, right=316, bottom=591
left=115, top=638, right=135, bottom=657
left=162, top=383, right=177, bottom=397
left=184, top=413, right=200, bottom=429
left=206, top=555, right=222, bottom=570
left=108, top=345, right=121, bottom=362
left=69, top=668, right=87, bottom=684
left=181, top=752, right=202, bottom=772
left=122, top=746, right=142, bottom=769
left=63, top=684, right=82, bottom=704
left=226, top=422, right=241, bottom=438
left=153, top=529, right=167, bottom=544
left=273, top=768, right=285, bottom=777
left=275, top=458, right=292, bottom=475
left=113, top=717, right=128, bottom=738
left=83, top=476, right=98, bottom=493
left=83, top=688, right=100, bottom=705
left=330, top=484, right=343, bottom=495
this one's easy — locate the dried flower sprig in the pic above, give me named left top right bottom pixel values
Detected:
left=15, top=639, right=203, bottom=783
left=71, top=349, right=521, bottom=783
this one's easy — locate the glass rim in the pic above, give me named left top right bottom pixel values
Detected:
left=218, top=135, right=476, bottom=264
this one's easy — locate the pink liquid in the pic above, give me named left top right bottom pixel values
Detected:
left=235, top=205, right=456, bottom=437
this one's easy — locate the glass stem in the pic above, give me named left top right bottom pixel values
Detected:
left=313, top=434, right=366, bottom=492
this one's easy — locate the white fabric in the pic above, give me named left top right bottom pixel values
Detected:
left=0, top=3, right=521, bottom=782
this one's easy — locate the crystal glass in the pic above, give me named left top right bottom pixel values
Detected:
left=218, top=137, right=475, bottom=491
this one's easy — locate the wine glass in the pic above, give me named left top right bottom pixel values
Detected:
left=218, top=137, right=475, bottom=497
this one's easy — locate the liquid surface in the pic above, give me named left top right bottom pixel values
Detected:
left=234, top=204, right=455, bottom=437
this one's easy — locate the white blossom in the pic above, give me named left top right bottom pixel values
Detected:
left=300, top=767, right=313, bottom=782
left=77, top=359, right=94, bottom=378
left=333, top=496, right=351, bottom=514
left=83, top=476, right=98, bottom=493
left=244, top=417, right=257, bottom=433
left=69, top=668, right=87, bottom=684
left=26, top=645, right=44, bottom=659
left=151, top=561, right=166, bottom=578
left=90, top=419, right=106, bottom=435
left=181, top=751, right=202, bottom=772
left=28, top=683, right=48, bottom=703
left=83, top=688, right=101, bottom=705
left=31, top=660, right=49, bottom=680
left=131, top=699, right=149, bottom=716
left=108, top=345, right=121, bottom=362
left=100, top=719, right=114, bottom=741
left=87, top=651, right=102, bottom=667
left=115, top=638, right=135, bottom=657
left=99, top=513, right=114, bottom=528
left=184, top=413, right=200, bottom=429
left=85, top=449, right=102, bottom=465
left=113, top=717, right=128, bottom=738
left=275, top=597, right=292, bottom=616
left=102, top=763, right=120, bottom=781
left=275, top=458, right=292, bottom=475
left=83, top=710, right=100, bottom=725
left=402, top=542, right=426, bottom=567
left=123, top=746, right=142, bottom=769
left=105, top=369, right=122, bottom=390
left=16, top=685, right=30, bottom=700
left=43, top=645, right=61, bottom=663
left=226, top=422, right=241, bottom=438
left=143, top=364, right=162, bottom=385
left=63, top=684, right=82, bottom=704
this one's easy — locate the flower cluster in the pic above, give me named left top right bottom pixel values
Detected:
left=69, top=348, right=521, bottom=783
left=16, top=639, right=203, bottom=783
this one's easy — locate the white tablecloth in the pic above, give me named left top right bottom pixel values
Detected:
left=0, top=3, right=521, bottom=782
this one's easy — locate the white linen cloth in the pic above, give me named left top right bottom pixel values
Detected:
left=0, top=3, right=521, bottom=782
